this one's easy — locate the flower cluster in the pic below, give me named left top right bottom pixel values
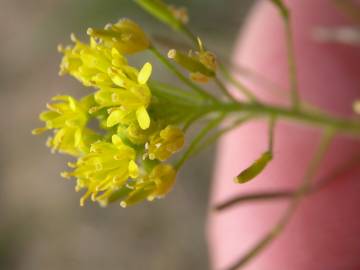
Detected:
left=34, top=19, right=186, bottom=207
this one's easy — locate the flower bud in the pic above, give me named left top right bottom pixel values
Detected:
left=87, top=19, right=150, bottom=54
left=147, top=125, right=185, bottom=161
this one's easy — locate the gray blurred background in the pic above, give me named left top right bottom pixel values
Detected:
left=0, top=0, right=253, bottom=269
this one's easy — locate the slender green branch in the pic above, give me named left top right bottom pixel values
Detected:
left=209, top=102, right=360, bottom=137
left=181, top=24, right=198, bottom=45
left=285, top=15, right=300, bottom=109
left=191, top=114, right=256, bottom=157
left=226, top=129, right=334, bottom=270
left=175, top=113, right=226, bottom=170
left=271, top=0, right=300, bottom=109
left=214, top=77, right=237, bottom=102
left=219, top=62, right=258, bottom=102
left=215, top=190, right=293, bottom=211
left=268, top=116, right=277, bottom=152
left=182, top=111, right=208, bottom=132
left=149, top=46, right=218, bottom=103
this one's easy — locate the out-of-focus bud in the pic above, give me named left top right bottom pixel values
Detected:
left=147, top=125, right=185, bottom=161
left=168, top=47, right=216, bottom=83
left=168, top=5, right=189, bottom=24
left=87, top=19, right=150, bottom=54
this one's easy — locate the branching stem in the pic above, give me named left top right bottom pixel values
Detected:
left=271, top=0, right=300, bottom=109
left=210, top=102, right=360, bottom=137
left=214, top=77, right=237, bottom=102
left=175, top=113, right=226, bottom=170
left=219, top=63, right=258, bottom=102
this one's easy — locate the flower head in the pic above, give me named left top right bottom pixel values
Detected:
left=34, top=18, right=193, bottom=208
left=146, top=125, right=185, bottom=161
left=59, top=30, right=152, bottom=130
left=63, top=135, right=139, bottom=206
left=120, top=163, right=177, bottom=207
left=32, top=95, right=98, bottom=156
left=87, top=19, right=150, bottom=54
left=59, top=34, right=117, bottom=87
left=97, top=62, right=153, bottom=130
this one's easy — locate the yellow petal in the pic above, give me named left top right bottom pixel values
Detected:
left=128, top=160, right=139, bottom=178
left=74, top=128, right=82, bottom=147
left=106, top=110, right=122, bottom=127
left=136, top=107, right=150, bottom=130
left=111, top=134, right=124, bottom=147
left=138, top=62, right=152, bottom=84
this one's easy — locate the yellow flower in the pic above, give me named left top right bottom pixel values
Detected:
left=63, top=134, right=139, bottom=206
left=32, top=95, right=98, bottom=156
left=146, top=125, right=185, bottom=161
left=34, top=18, right=193, bottom=208
left=120, top=163, right=177, bottom=207
left=59, top=30, right=152, bottom=130
left=59, top=34, right=127, bottom=88
left=87, top=18, right=150, bottom=54
left=102, top=62, right=153, bottom=130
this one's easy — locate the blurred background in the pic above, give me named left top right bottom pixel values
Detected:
left=0, top=0, right=253, bottom=269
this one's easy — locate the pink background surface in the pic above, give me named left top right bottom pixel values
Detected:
left=208, top=0, right=360, bottom=269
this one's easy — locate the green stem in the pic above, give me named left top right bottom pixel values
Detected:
left=209, top=102, right=360, bottom=137
left=219, top=63, right=258, bottom=102
left=149, top=46, right=218, bottom=103
left=214, top=77, right=237, bottom=102
left=215, top=190, right=293, bottom=211
left=271, top=0, right=300, bottom=109
left=226, top=129, right=334, bottom=270
left=191, top=114, right=256, bottom=157
left=175, top=113, right=225, bottom=170
left=182, top=111, right=208, bottom=132
left=268, top=115, right=277, bottom=152
left=181, top=24, right=198, bottom=45
left=284, top=14, right=300, bottom=110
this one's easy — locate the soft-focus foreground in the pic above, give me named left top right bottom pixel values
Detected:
left=209, top=0, right=360, bottom=269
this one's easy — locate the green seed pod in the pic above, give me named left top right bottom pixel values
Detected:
left=235, top=151, right=273, bottom=184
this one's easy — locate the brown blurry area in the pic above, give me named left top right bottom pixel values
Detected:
left=0, top=0, right=253, bottom=269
